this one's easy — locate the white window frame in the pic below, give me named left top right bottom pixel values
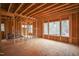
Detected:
left=43, top=22, right=49, bottom=35
left=49, top=21, right=60, bottom=36
left=1, top=23, right=5, bottom=31
left=61, top=20, right=69, bottom=37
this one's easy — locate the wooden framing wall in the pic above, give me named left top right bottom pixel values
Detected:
left=36, top=19, right=43, bottom=38
left=1, top=11, right=78, bottom=45
left=69, top=12, right=79, bottom=45
left=36, top=11, right=79, bottom=46
left=0, top=16, right=22, bottom=39
left=0, top=3, right=79, bottom=46
left=33, top=22, right=36, bottom=37
left=77, top=12, right=79, bottom=45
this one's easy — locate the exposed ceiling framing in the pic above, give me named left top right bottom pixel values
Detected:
left=25, top=3, right=47, bottom=16
left=0, top=3, right=79, bottom=19
left=29, top=3, right=58, bottom=17
left=20, top=3, right=35, bottom=15
left=44, top=4, right=79, bottom=15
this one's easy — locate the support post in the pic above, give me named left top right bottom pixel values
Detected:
left=36, top=20, right=37, bottom=38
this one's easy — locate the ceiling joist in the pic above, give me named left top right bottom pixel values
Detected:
left=1, top=3, right=79, bottom=20
left=8, top=3, right=12, bottom=12
left=20, top=3, right=36, bottom=15
left=29, top=4, right=57, bottom=17
left=45, top=4, right=79, bottom=15
left=43, top=3, right=70, bottom=14
left=25, top=3, right=47, bottom=16
left=14, top=3, right=24, bottom=13
left=41, top=4, right=79, bottom=18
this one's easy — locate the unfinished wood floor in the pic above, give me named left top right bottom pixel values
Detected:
left=1, top=38, right=79, bottom=56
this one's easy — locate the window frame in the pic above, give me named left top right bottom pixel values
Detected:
left=28, top=24, right=33, bottom=33
left=43, top=18, right=70, bottom=38
left=49, top=21, right=60, bottom=36
left=43, top=22, right=49, bottom=35
left=61, top=19, right=69, bottom=37
left=1, top=23, right=5, bottom=32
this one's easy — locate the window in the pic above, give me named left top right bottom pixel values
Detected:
left=22, top=25, right=25, bottom=28
left=49, top=21, right=60, bottom=36
left=61, top=20, right=69, bottom=37
left=28, top=25, right=33, bottom=33
left=43, top=23, right=48, bottom=35
left=22, top=24, right=33, bottom=33
left=22, top=25, right=27, bottom=28
left=1, top=23, right=5, bottom=31
left=43, top=19, right=69, bottom=37
left=25, top=25, right=27, bottom=28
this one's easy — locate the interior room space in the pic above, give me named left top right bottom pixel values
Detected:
left=0, top=3, right=79, bottom=56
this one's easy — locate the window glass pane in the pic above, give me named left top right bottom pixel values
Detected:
left=30, top=25, right=33, bottom=33
left=43, top=23, right=48, bottom=35
left=22, top=25, right=27, bottom=28
left=61, top=20, right=69, bottom=37
left=28, top=25, right=33, bottom=33
left=1, top=23, right=5, bottom=31
left=25, top=25, right=27, bottom=28
left=22, top=25, right=25, bottom=28
left=49, top=22, right=53, bottom=35
left=49, top=21, right=60, bottom=36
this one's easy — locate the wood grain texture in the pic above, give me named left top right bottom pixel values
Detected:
left=1, top=38, right=79, bottom=56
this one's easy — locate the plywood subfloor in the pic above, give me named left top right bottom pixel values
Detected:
left=0, top=38, right=79, bottom=56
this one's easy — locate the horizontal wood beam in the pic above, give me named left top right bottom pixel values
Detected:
left=25, top=3, right=47, bottom=16
left=0, top=8, right=28, bottom=19
left=14, top=3, right=24, bottom=13
left=29, top=4, right=57, bottom=17
left=0, top=8, right=14, bottom=16
left=20, top=3, right=36, bottom=15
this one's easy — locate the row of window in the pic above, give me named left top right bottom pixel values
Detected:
left=43, top=20, right=69, bottom=37
left=0, top=24, right=33, bottom=33
left=1, top=20, right=69, bottom=37
left=22, top=25, right=33, bottom=33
